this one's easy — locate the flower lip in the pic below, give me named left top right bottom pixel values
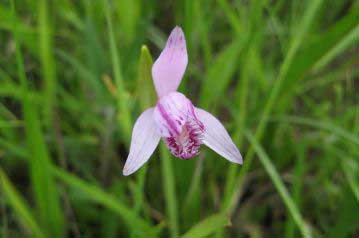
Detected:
left=153, top=92, right=205, bottom=159
left=165, top=116, right=204, bottom=159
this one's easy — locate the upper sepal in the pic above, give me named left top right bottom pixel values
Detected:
left=123, top=108, right=161, bottom=176
left=152, top=26, right=188, bottom=98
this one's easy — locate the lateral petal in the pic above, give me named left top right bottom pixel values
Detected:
left=123, top=108, right=161, bottom=176
left=195, top=108, right=243, bottom=164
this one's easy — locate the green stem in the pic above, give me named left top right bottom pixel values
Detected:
left=104, top=0, right=132, bottom=141
left=160, top=144, right=179, bottom=237
left=38, top=0, right=56, bottom=127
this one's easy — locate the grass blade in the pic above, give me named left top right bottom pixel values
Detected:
left=52, top=167, right=156, bottom=235
left=181, top=213, right=230, bottom=238
left=0, top=169, right=44, bottom=238
left=38, top=0, right=56, bottom=126
left=224, top=0, right=324, bottom=213
left=103, top=0, right=132, bottom=141
left=280, top=7, right=359, bottom=106
left=199, top=40, right=242, bottom=109
left=250, top=0, right=324, bottom=155
left=273, top=116, right=359, bottom=145
left=329, top=147, right=359, bottom=202
left=217, top=0, right=241, bottom=33
left=312, top=24, right=359, bottom=72
left=285, top=144, right=307, bottom=238
left=114, top=0, right=140, bottom=45
left=57, top=50, right=97, bottom=84
left=341, top=158, right=359, bottom=202
left=11, top=1, right=64, bottom=237
left=244, top=130, right=311, bottom=238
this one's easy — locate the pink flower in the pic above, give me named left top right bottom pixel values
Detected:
left=123, top=26, right=242, bottom=176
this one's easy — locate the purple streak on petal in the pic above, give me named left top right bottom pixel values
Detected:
left=157, top=102, right=180, bottom=136
left=152, top=26, right=188, bottom=98
left=195, top=108, right=243, bottom=164
left=153, top=92, right=189, bottom=137
left=123, top=108, right=161, bottom=176
left=153, top=92, right=204, bottom=159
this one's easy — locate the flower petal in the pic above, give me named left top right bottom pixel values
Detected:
left=195, top=108, right=243, bottom=164
left=123, top=108, right=161, bottom=176
left=153, top=92, right=191, bottom=137
left=152, top=26, right=188, bottom=98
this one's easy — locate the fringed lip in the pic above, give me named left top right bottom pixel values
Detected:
left=164, top=115, right=205, bottom=159
left=153, top=92, right=205, bottom=159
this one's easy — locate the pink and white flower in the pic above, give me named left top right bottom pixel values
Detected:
left=123, top=26, right=242, bottom=176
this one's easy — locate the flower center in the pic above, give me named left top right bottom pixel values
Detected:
left=165, top=117, right=204, bottom=159
left=153, top=92, right=205, bottom=159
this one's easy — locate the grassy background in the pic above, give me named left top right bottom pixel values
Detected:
left=0, top=0, right=358, bottom=237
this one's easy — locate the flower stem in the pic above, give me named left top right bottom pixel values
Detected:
left=160, top=144, right=179, bottom=237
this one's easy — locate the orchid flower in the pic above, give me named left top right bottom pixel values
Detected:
left=123, top=26, right=243, bottom=176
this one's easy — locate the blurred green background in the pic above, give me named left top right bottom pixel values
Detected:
left=0, top=0, right=358, bottom=237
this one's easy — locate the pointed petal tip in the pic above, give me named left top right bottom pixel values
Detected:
left=122, top=167, right=131, bottom=176
left=234, top=153, right=243, bottom=165
left=196, top=108, right=244, bottom=165
left=231, top=148, right=243, bottom=165
left=217, top=144, right=243, bottom=165
left=168, top=26, right=186, bottom=48
left=173, top=25, right=183, bottom=33
left=122, top=162, right=133, bottom=176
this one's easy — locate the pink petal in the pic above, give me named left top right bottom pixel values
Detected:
left=123, top=108, right=161, bottom=176
left=153, top=92, right=191, bottom=137
left=152, top=26, right=188, bottom=98
left=195, top=108, right=243, bottom=164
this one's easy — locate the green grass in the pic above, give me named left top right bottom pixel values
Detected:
left=0, top=169, right=44, bottom=238
left=245, top=130, right=310, bottom=237
left=9, top=1, right=64, bottom=237
left=0, top=0, right=358, bottom=237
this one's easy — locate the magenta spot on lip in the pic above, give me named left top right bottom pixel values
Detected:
left=164, top=116, right=205, bottom=159
left=154, top=92, right=205, bottom=160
